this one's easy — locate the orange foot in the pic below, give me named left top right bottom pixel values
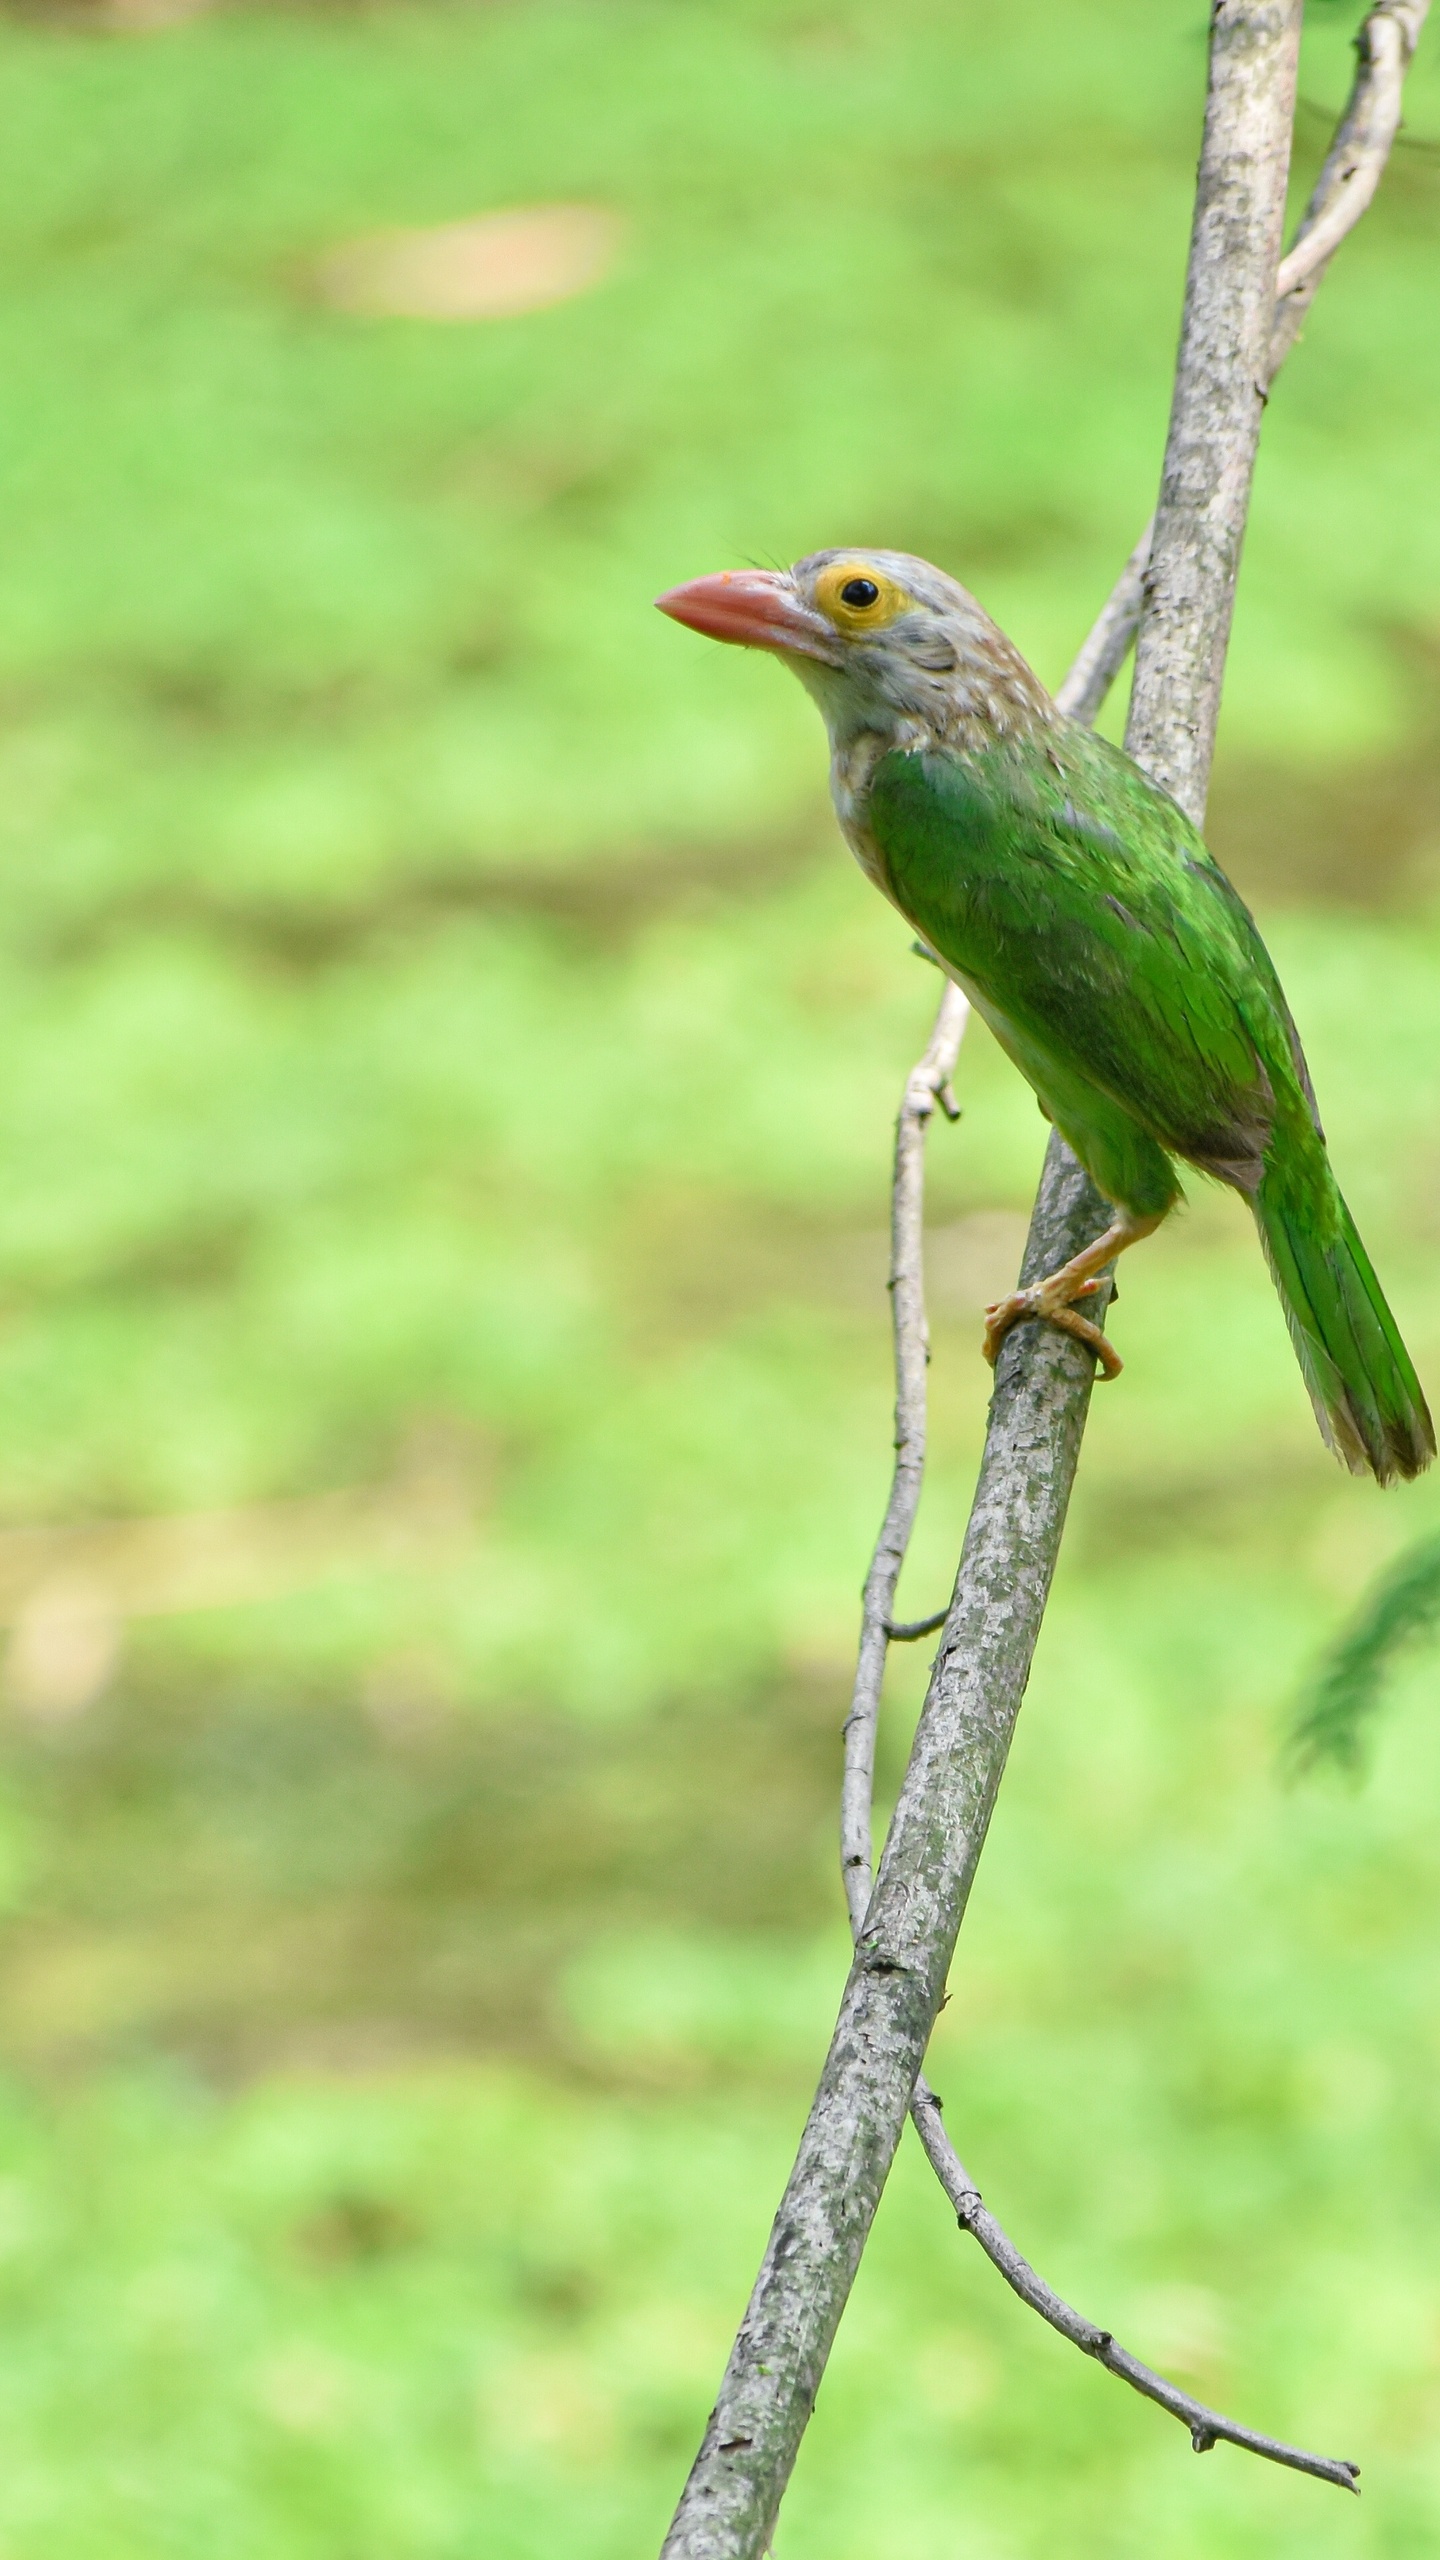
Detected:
left=982, top=1276, right=1122, bottom=1379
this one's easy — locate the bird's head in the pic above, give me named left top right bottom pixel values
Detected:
left=656, top=548, right=1050, bottom=747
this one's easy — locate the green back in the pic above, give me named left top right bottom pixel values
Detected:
left=865, top=722, right=1324, bottom=1198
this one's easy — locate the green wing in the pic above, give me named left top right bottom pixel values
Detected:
left=865, top=723, right=1317, bottom=1189
left=863, top=723, right=1433, bottom=1483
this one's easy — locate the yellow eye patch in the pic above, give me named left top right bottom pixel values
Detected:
left=813, top=560, right=910, bottom=633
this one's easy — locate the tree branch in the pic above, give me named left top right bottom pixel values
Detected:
left=1271, top=0, right=1430, bottom=346
left=910, top=2091, right=1359, bottom=2492
left=662, top=1137, right=1125, bottom=2560
left=659, top=4, right=1428, bottom=2548
left=1126, top=5, right=1296, bottom=824
left=1049, top=0, right=1430, bottom=736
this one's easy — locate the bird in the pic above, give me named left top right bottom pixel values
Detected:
left=656, top=548, right=1433, bottom=1486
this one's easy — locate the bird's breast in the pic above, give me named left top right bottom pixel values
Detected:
left=836, top=808, right=893, bottom=899
left=831, top=731, right=902, bottom=903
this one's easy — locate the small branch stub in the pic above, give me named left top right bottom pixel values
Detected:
left=885, top=1608, right=949, bottom=1643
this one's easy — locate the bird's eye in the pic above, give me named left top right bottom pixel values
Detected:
left=840, top=577, right=880, bottom=609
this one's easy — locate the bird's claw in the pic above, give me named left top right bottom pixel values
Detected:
left=983, top=1285, right=1122, bottom=1380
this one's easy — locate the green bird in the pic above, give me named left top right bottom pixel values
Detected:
left=657, top=549, right=1433, bottom=1485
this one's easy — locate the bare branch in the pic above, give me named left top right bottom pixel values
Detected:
left=841, top=981, right=969, bottom=1938
left=663, top=1136, right=1127, bottom=2560
left=885, top=1607, right=949, bottom=1642
left=1271, top=1, right=1430, bottom=342
left=1050, top=0, right=1430, bottom=739
left=909, top=2095, right=1359, bottom=2492
left=1125, top=8, right=1300, bottom=821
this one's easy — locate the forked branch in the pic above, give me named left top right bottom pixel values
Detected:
left=1272, top=0, right=1430, bottom=331
left=1056, top=0, right=1431, bottom=730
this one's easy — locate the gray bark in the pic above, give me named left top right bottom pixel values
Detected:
left=1049, top=0, right=1429, bottom=751
left=1127, top=0, right=1301, bottom=826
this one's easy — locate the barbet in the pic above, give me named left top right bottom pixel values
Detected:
left=657, top=549, right=1433, bottom=1486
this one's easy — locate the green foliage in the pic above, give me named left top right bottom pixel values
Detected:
left=1292, top=1530, right=1440, bottom=1771
left=0, top=0, right=1436, bottom=2552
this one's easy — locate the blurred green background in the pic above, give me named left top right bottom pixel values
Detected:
left=0, top=0, right=1436, bottom=2551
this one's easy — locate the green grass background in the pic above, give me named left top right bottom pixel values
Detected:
left=0, top=0, right=1437, bottom=2550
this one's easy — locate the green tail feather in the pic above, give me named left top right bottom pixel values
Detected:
left=1253, top=1168, right=1434, bottom=1487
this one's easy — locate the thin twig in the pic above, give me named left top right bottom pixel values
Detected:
left=841, top=981, right=969, bottom=1937
left=885, top=1607, right=949, bottom=1642
left=908, top=2090, right=1358, bottom=2489
left=1048, top=0, right=1430, bottom=736
left=1272, top=1, right=1430, bottom=325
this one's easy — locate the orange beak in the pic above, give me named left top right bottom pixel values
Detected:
left=655, top=570, right=841, bottom=665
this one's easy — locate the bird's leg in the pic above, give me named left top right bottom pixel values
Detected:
left=982, top=1208, right=1164, bottom=1380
